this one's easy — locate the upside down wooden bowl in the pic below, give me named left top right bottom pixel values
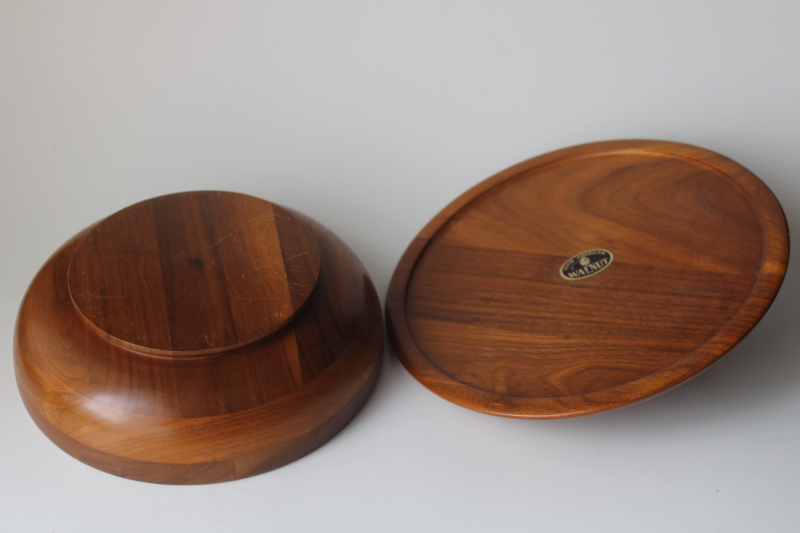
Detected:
left=15, top=191, right=383, bottom=484
left=387, top=140, right=789, bottom=419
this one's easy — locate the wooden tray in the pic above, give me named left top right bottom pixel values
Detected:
left=387, top=140, right=789, bottom=418
left=15, top=191, right=383, bottom=484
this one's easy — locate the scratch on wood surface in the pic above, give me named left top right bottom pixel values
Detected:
left=163, top=218, right=259, bottom=261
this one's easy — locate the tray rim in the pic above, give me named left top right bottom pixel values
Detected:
left=385, top=139, right=790, bottom=418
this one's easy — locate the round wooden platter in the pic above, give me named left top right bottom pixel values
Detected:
left=386, top=140, right=789, bottom=419
left=15, top=191, right=383, bottom=484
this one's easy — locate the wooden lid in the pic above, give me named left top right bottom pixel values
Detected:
left=386, top=140, right=789, bottom=418
left=68, top=191, right=320, bottom=356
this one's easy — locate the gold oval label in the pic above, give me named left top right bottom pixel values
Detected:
left=560, top=249, right=613, bottom=280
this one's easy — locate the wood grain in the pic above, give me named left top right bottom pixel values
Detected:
left=15, top=191, right=383, bottom=483
left=68, top=191, right=320, bottom=355
left=386, top=140, right=789, bottom=418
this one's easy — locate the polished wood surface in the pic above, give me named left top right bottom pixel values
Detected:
left=69, top=192, right=320, bottom=355
left=387, top=140, right=789, bottom=418
left=15, top=191, right=383, bottom=483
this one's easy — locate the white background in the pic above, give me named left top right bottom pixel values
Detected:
left=1, top=1, right=799, bottom=531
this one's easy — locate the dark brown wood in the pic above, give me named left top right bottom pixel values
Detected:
left=15, top=191, right=383, bottom=484
left=386, top=140, right=789, bottom=419
left=69, top=192, right=321, bottom=355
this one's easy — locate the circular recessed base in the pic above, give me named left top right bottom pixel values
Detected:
left=68, top=191, right=321, bottom=356
left=15, top=192, right=383, bottom=484
left=387, top=140, right=788, bottom=418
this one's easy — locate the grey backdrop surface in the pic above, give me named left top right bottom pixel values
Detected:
left=1, top=1, right=799, bottom=531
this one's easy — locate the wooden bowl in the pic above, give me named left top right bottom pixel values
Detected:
left=15, top=191, right=383, bottom=484
left=387, top=140, right=789, bottom=419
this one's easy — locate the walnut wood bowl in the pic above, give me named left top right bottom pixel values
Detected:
left=387, top=140, right=789, bottom=419
left=15, top=191, right=383, bottom=484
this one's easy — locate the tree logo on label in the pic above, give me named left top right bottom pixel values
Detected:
left=560, top=249, right=614, bottom=280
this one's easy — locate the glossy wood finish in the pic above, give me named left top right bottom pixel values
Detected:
left=69, top=193, right=320, bottom=355
left=387, top=140, right=789, bottom=419
left=15, top=191, right=383, bottom=484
